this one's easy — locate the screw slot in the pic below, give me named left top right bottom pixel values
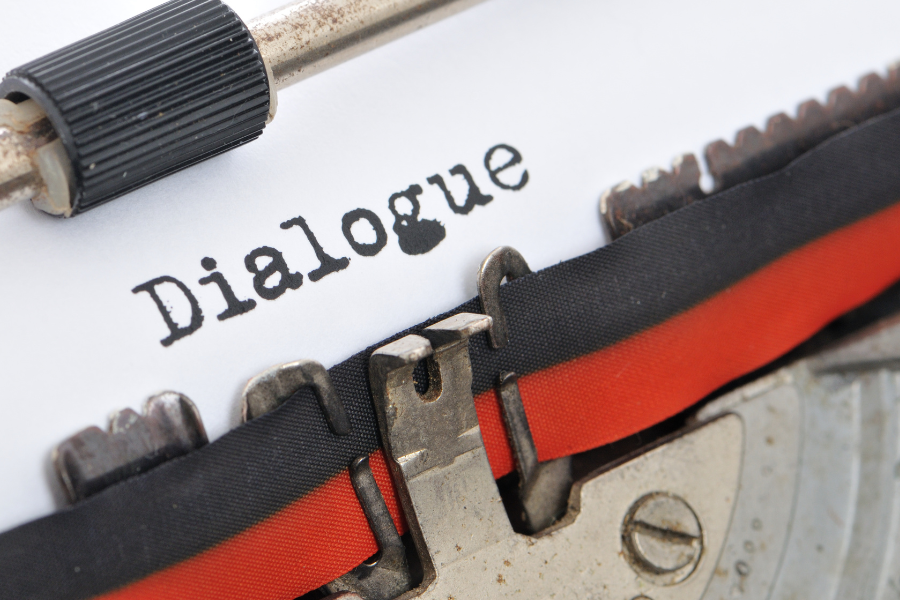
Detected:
left=621, top=492, right=703, bottom=586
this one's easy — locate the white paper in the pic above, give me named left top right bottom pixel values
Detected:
left=1, top=0, right=898, bottom=533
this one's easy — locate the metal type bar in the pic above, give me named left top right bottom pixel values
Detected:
left=599, top=66, right=900, bottom=240
left=248, top=0, right=486, bottom=91
left=599, top=153, right=704, bottom=241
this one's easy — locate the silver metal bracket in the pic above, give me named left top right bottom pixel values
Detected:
left=369, top=312, right=504, bottom=583
left=369, top=312, right=743, bottom=599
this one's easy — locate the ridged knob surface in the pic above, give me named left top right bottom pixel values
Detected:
left=0, top=0, right=270, bottom=214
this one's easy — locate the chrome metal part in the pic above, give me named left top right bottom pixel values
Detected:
left=249, top=0, right=486, bottom=91
left=326, top=456, right=413, bottom=600
left=0, top=99, right=72, bottom=216
left=696, top=313, right=900, bottom=600
left=241, top=359, right=351, bottom=435
left=600, top=153, right=705, bottom=241
left=622, top=492, right=703, bottom=586
left=498, top=371, right=572, bottom=533
left=52, top=392, right=207, bottom=503
left=370, top=312, right=492, bottom=485
left=477, top=246, right=531, bottom=349
left=369, top=312, right=743, bottom=599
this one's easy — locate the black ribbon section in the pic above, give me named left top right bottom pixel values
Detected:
left=4, top=108, right=900, bottom=599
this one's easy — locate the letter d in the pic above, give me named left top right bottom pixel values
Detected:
left=132, top=276, right=204, bottom=347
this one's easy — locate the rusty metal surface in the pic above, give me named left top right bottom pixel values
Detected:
left=52, top=392, right=208, bottom=503
left=0, top=100, right=56, bottom=212
left=599, top=153, right=705, bottom=241
left=248, top=0, right=486, bottom=91
left=325, top=456, right=413, bottom=600
left=599, top=66, right=900, bottom=241
left=705, top=68, right=900, bottom=191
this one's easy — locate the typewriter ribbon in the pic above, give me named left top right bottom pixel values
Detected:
left=4, top=82, right=900, bottom=600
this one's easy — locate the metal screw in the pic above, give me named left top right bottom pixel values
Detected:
left=621, top=492, right=703, bottom=586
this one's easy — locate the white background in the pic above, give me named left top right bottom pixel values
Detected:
left=1, top=0, right=899, bottom=532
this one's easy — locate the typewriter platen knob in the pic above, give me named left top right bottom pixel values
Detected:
left=0, top=0, right=485, bottom=219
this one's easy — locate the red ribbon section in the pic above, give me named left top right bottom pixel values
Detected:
left=100, top=200, right=900, bottom=599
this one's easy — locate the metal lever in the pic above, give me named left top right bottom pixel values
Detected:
left=325, top=456, right=413, bottom=600
left=498, top=372, right=572, bottom=533
left=369, top=312, right=509, bottom=582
